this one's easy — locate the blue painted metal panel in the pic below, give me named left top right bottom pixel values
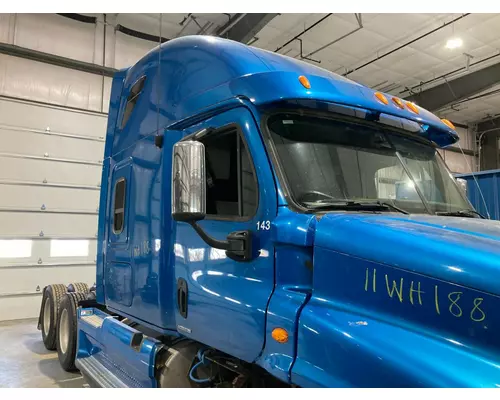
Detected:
left=290, top=212, right=500, bottom=387
left=96, top=69, right=126, bottom=304
left=77, top=308, right=160, bottom=387
left=456, top=169, right=500, bottom=220
left=171, top=107, right=277, bottom=362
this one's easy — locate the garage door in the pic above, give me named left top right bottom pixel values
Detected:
left=0, top=97, right=106, bottom=321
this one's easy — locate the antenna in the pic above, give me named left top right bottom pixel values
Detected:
left=157, top=13, right=162, bottom=137
left=455, top=140, right=491, bottom=219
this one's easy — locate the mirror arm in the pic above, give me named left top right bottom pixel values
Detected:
left=189, top=221, right=230, bottom=250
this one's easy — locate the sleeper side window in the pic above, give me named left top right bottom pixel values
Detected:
left=121, top=76, right=146, bottom=129
left=113, top=178, right=126, bottom=233
left=200, top=128, right=258, bottom=218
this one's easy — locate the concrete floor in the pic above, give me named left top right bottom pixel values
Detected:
left=0, top=318, right=84, bottom=388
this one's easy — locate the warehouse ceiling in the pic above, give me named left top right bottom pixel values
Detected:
left=73, top=13, right=500, bottom=125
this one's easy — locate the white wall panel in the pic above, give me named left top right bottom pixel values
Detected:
left=0, top=98, right=107, bottom=137
left=0, top=127, right=103, bottom=162
left=0, top=265, right=94, bottom=294
left=0, top=295, right=45, bottom=321
left=0, top=55, right=104, bottom=111
left=114, top=31, right=156, bottom=70
left=102, top=77, right=113, bottom=114
left=0, top=97, right=104, bottom=320
left=0, top=185, right=99, bottom=212
left=0, top=213, right=97, bottom=237
left=14, top=14, right=96, bottom=63
left=0, top=14, right=12, bottom=43
left=0, top=157, right=102, bottom=186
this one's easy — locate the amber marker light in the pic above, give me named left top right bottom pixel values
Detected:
left=272, top=327, right=289, bottom=343
left=406, top=101, right=419, bottom=114
left=392, top=97, right=405, bottom=109
left=441, top=119, right=456, bottom=130
left=374, top=92, right=389, bottom=105
left=298, top=75, right=311, bottom=89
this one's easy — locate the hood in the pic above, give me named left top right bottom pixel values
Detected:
left=314, top=213, right=500, bottom=295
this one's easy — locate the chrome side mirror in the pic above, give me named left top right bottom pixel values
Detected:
left=172, top=140, right=206, bottom=222
left=456, top=177, right=468, bottom=196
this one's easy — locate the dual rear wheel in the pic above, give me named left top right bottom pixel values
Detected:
left=39, top=283, right=89, bottom=370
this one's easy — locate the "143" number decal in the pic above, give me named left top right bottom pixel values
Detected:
left=256, top=221, right=271, bottom=230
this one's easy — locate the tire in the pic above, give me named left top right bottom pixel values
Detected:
left=56, top=292, right=87, bottom=371
left=67, top=282, right=89, bottom=294
left=40, top=284, right=67, bottom=350
left=157, top=341, right=208, bottom=388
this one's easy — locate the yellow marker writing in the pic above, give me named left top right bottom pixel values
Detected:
left=373, top=268, right=377, bottom=293
left=470, top=298, right=486, bottom=322
left=409, top=281, right=424, bottom=306
left=385, top=275, right=404, bottom=303
left=365, top=268, right=369, bottom=292
left=434, top=285, right=440, bottom=315
left=448, top=292, right=463, bottom=318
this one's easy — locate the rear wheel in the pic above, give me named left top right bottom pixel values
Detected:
left=56, top=292, right=87, bottom=371
left=67, top=282, right=89, bottom=294
left=40, top=284, right=67, bottom=350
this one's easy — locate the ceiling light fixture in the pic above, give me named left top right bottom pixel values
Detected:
left=446, top=38, right=463, bottom=49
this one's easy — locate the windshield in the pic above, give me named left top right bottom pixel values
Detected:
left=267, top=113, right=472, bottom=215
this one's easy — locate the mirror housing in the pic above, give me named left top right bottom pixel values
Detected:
left=456, top=177, right=468, bottom=196
left=172, top=140, right=206, bottom=222
left=171, top=137, right=256, bottom=262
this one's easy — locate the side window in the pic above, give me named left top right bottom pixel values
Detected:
left=200, top=128, right=258, bottom=218
left=113, top=178, right=126, bottom=233
left=121, top=76, right=146, bottom=129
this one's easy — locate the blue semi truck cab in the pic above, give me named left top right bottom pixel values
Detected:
left=44, top=36, right=500, bottom=387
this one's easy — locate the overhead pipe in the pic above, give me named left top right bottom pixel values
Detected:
left=57, top=13, right=97, bottom=24
left=343, top=14, right=470, bottom=77
left=274, top=14, right=333, bottom=53
left=399, top=52, right=500, bottom=96
left=302, top=13, right=363, bottom=59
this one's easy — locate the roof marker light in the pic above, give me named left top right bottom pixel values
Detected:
left=405, top=101, right=419, bottom=114
left=374, top=92, right=389, bottom=105
left=392, top=97, right=405, bottom=109
left=441, top=118, right=456, bottom=130
left=298, top=75, right=311, bottom=89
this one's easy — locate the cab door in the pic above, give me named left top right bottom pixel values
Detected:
left=173, top=107, right=277, bottom=362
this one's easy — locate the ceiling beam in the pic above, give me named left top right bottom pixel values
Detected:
left=216, top=13, right=278, bottom=44
left=404, top=61, right=500, bottom=111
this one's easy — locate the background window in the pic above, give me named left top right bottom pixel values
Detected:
left=113, top=178, right=126, bottom=233
left=50, top=240, right=89, bottom=257
left=0, top=240, right=32, bottom=258
left=201, top=129, right=258, bottom=217
left=121, top=76, right=146, bottom=129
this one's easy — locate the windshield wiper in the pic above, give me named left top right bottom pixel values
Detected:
left=306, top=200, right=410, bottom=215
left=436, top=209, right=486, bottom=219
